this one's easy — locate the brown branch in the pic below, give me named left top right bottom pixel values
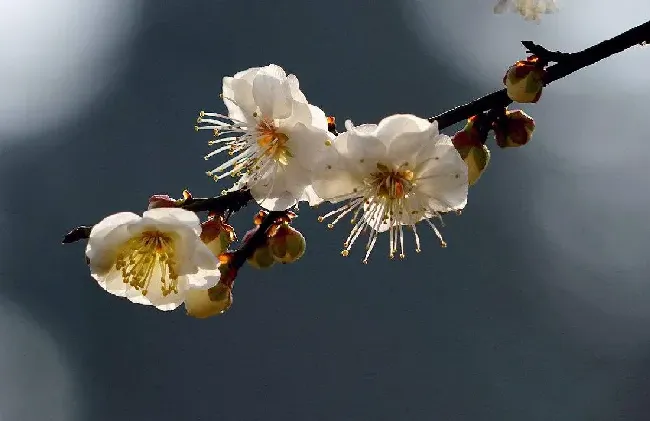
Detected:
left=430, top=19, right=650, bottom=130
left=521, top=40, right=572, bottom=63
left=63, top=19, right=650, bottom=248
left=181, top=189, right=253, bottom=215
left=61, top=189, right=253, bottom=244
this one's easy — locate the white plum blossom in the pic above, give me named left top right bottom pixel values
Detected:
left=85, top=208, right=221, bottom=311
left=196, top=64, right=334, bottom=211
left=313, top=114, right=468, bottom=263
left=493, top=0, right=558, bottom=21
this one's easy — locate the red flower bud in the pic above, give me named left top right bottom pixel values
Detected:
left=200, top=216, right=236, bottom=256
left=147, top=194, right=177, bottom=209
left=494, top=110, right=536, bottom=148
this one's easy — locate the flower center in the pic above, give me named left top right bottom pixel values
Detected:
left=115, top=230, right=179, bottom=297
left=255, top=119, right=292, bottom=166
left=367, top=163, right=415, bottom=200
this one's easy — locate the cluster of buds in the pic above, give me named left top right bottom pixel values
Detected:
left=143, top=192, right=307, bottom=318
left=186, top=210, right=306, bottom=318
left=451, top=106, right=536, bottom=184
left=503, top=55, right=546, bottom=103
left=245, top=210, right=306, bottom=269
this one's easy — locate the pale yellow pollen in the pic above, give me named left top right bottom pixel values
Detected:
left=115, top=230, right=179, bottom=297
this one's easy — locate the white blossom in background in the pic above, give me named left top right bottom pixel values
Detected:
left=312, top=114, right=468, bottom=263
left=493, top=0, right=558, bottom=21
left=197, top=64, right=334, bottom=211
left=85, top=208, right=221, bottom=310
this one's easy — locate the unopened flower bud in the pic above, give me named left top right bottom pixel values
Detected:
left=268, top=223, right=306, bottom=264
left=463, top=144, right=490, bottom=185
left=248, top=244, right=276, bottom=269
left=452, top=121, right=491, bottom=186
left=451, top=115, right=484, bottom=150
left=494, top=110, right=536, bottom=148
left=184, top=283, right=233, bottom=319
left=327, top=116, right=337, bottom=133
left=147, top=194, right=177, bottom=209
left=217, top=253, right=238, bottom=287
left=242, top=227, right=275, bottom=269
left=503, top=56, right=545, bottom=103
left=253, top=210, right=268, bottom=226
left=200, top=216, right=236, bottom=256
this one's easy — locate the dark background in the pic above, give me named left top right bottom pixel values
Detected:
left=2, top=1, right=650, bottom=420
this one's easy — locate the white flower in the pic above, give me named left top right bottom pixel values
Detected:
left=493, top=0, right=558, bottom=21
left=196, top=64, right=334, bottom=211
left=85, top=208, right=221, bottom=311
left=312, top=114, right=468, bottom=263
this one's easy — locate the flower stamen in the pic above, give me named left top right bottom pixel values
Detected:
left=318, top=162, right=448, bottom=262
left=197, top=109, right=294, bottom=189
left=115, top=230, right=179, bottom=296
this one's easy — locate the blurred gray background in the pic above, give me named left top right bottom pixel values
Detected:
left=1, top=0, right=650, bottom=420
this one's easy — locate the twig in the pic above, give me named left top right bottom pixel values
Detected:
left=430, top=19, right=650, bottom=130
left=61, top=189, right=253, bottom=244
left=521, top=40, right=572, bottom=63
left=62, top=226, right=93, bottom=244
left=63, top=19, right=650, bottom=254
left=182, top=189, right=253, bottom=215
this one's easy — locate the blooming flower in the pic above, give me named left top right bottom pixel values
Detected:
left=196, top=64, right=334, bottom=211
left=312, top=114, right=468, bottom=262
left=493, top=0, right=558, bottom=21
left=85, top=208, right=221, bottom=310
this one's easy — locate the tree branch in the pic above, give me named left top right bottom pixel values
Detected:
left=63, top=19, right=650, bottom=256
left=61, top=189, right=253, bottom=244
left=430, top=19, right=650, bottom=130
left=181, top=189, right=253, bottom=215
